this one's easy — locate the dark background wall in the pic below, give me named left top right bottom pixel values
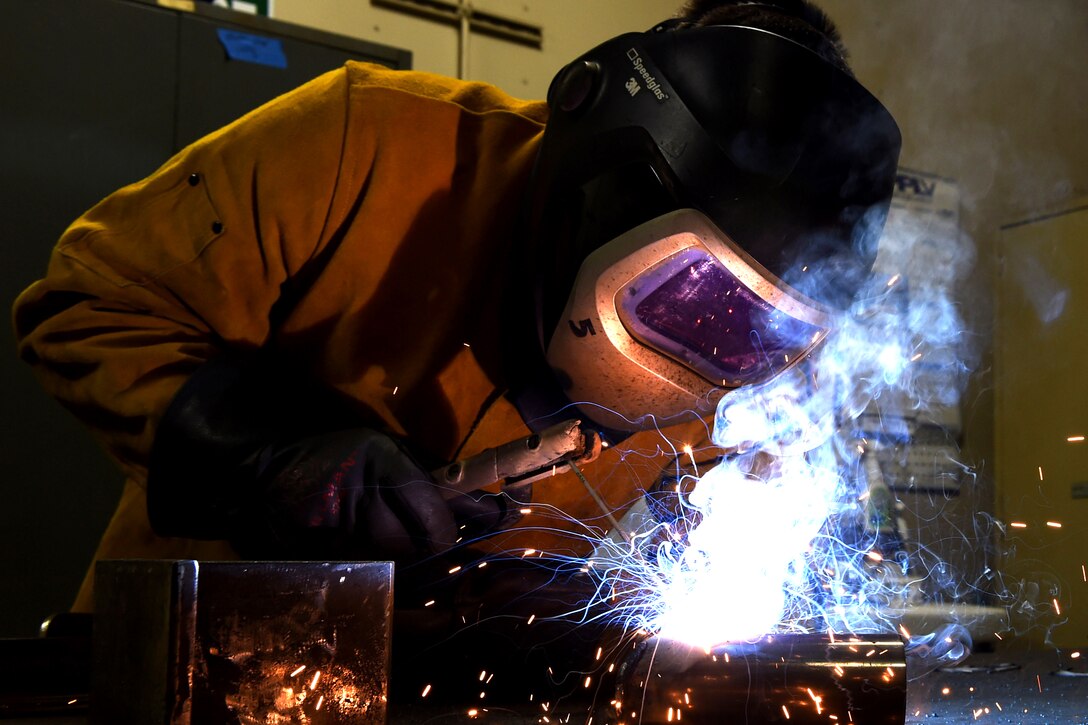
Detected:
left=0, top=0, right=408, bottom=638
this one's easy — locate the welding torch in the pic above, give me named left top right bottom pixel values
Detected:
left=430, top=419, right=602, bottom=527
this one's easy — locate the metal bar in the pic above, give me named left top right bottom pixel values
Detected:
left=612, top=633, right=906, bottom=724
left=457, top=0, right=469, bottom=78
left=372, top=0, right=542, bottom=49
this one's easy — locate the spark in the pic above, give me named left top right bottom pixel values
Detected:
left=807, top=688, right=823, bottom=714
left=584, top=676, right=592, bottom=688
left=1083, top=564, right=1087, bottom=582
left=1046, top=521, right=1062, bottom=528
left=467, top=708, right=479, bottom=718
left=422, top=684, right=432, bottom=698
left=393, top=386, right=399, bottom=395
left=1036, top=675, right=1043, bottom=693
left=886, top=273, right=901, bottom=287
left=463, top=342, right=470, bottom=347
left=683, top=444, right=697, bottom=473
left=520, top=507, right=533, bottom=514
left=315, top=695, right=324, bottom=710
left=479, top=670, right=487, bottom=682
left=478, top=561, right=488, bottom=568
left=910, top=352, right=922, bottom=362
left=67, top=699, right=77, bottom=705
left=782, top=704, right=790, bottom=719
left=523, top=549, right=537, bottom=557
left=309, top=670, right=321, bottom=690
left=424, top=600, right=435, bottom=607
left=290, top=665, right=306, bottom=677
left=1010, top=522, right=1027, bottom=529
left=1053, top=598, right=1061, bottom=615
left=1071, top=652, right=1081, bottom=659
left=899, top=624, right=911, bottom=639
left=941, top=687, right=951, bottom=696
left=527, top=614, right=536, bottom=625
left=1067, top=435, right=1085, bottom=442
left=995, top=702, right=1003, bottom=711
left=449, top=565, right=462, bottom=574
left=1038, top=466, right=1044, bottom=480
left=866, top=551, right=883, bottom=562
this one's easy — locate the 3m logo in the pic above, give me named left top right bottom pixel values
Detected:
left=625, top=47, right=669, bottom=101
left=568, top=318, right=597, bottom=337
left=625, top=78, right=640, bottom=96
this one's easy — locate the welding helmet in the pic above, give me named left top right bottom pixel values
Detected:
left=528, top=19, right=901, bottom=432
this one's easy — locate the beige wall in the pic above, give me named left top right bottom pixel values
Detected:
left=274, top=0, right=681, bottom=99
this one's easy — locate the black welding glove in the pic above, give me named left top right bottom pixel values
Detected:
left=148, top=353, right=505, bottom=560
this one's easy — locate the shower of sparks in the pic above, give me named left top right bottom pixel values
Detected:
left=570, top=220, right=981, bottom=652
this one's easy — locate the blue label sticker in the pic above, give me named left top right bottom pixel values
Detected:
left=216, top=28, right=287, bottom=69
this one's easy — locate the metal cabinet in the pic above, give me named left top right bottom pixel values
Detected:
left=0, top=0, right=408, bottom=637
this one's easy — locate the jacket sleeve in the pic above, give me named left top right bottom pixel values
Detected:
left=12, top=66, right=355, bottom=484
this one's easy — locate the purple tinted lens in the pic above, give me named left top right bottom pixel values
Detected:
left=620, top=251, right=823, bottom=385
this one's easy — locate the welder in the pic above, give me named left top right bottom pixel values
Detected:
left=13, top=0, right=899, bottom=667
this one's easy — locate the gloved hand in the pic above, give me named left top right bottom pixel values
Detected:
left=148, top=352, right=504, bottom=560
left=250, top=428, right=505, bottom=560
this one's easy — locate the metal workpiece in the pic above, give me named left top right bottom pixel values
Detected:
left=608, top=633, right=907, bottom=724
left=93, top=560, right=393, bottom=724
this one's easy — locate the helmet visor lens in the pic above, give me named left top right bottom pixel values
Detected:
left=617, top=248, right=827, bottom=387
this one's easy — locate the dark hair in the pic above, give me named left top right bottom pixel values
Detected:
left=677, top=0, right=851, bottom=74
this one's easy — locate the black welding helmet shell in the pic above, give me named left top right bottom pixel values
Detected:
left=529, top=21, right=901, bottom=432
